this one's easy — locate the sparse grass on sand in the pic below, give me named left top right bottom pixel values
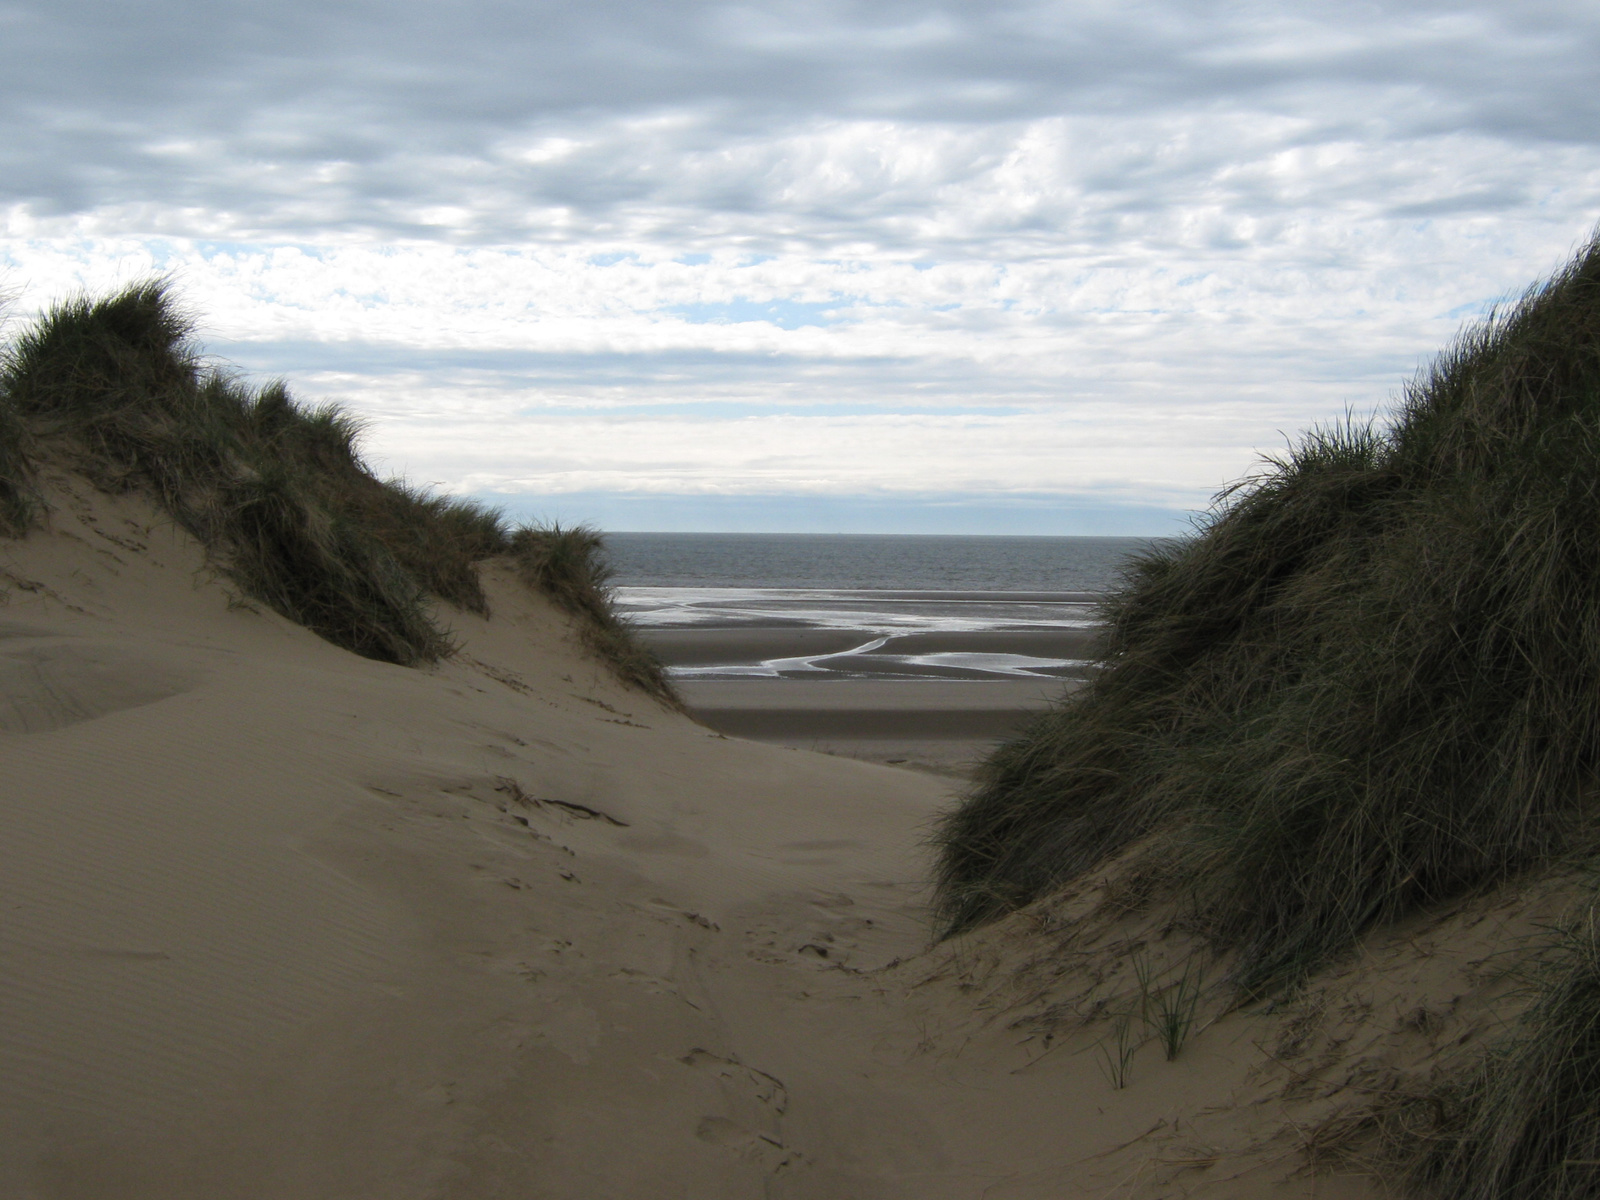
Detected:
left=1389, top=890, right=1600, bottom=1200
left=0, top=282, right=676, bottom=703
left=507, top=523, right=678, bottom=703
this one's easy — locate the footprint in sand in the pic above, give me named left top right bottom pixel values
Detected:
left=679, top=1048, right=801, bottom=1170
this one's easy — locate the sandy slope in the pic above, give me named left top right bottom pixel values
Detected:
left=0, top=473, right=955, bottom=1197
left=0, top=472, right=1554, bottom=1199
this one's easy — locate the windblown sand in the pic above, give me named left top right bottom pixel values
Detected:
left=0, top=474, right=1553, bottom=1198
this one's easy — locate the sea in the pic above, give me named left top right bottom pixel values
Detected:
left=605, top=534, right=1166, bottom=682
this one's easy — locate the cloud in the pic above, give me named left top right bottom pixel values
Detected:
left=4, top=0, right=1598, bottom=240
left=1, top=0, right=1598, bottom=530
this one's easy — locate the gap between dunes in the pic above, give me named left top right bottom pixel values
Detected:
left=0, top=471, right=1560, bottom=1198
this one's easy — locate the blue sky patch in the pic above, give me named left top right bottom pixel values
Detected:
left=665, top=299, right=843, bottom=329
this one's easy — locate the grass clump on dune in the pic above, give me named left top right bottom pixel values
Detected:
left=0, top=385, right=39, bottom=536
left=508, top=524, right=677, bottom=706
left=936, top=233, right=1600, bottom=995
left=1396, top=891, right=1600, bottom=1200
left=0, top=282, right=674, bottom=699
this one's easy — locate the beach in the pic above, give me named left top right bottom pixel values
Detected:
left=628, top=587, right=1102, bottom=774
left=677, top=677, right=1066, bottom=775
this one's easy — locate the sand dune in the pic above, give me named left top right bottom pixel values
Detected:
left=0, top=472, right=1533, bottom=1198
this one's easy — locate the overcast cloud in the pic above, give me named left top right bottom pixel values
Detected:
left=2, top=0, right=1597, bottom=531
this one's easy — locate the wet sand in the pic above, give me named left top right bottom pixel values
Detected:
left=643, top=626, right=1103, bottom=674
left=676, top=677, right=1080, bottom=776
left=645, top=624, right=1096, bottom=776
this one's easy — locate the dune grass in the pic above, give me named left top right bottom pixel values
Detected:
left=0, top=388, right=38, bottom=537
left=1390, top=889, right=1600, bottom=1199
left=507, top=523, right=678, bottom=706
left=935, top=233, right=1600, bottom=995
left=0, top=282, right=675, bottom=699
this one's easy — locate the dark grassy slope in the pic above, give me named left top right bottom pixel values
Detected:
left=1396, top=892, right=1600, bottom=1200
left=936, top=235, right=1600, bottom=993
left=0, top=283, right=676, bottom=704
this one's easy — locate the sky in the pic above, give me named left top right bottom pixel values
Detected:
left=2, top=0, right=1597, bottom=534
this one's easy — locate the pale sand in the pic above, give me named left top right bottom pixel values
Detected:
left=0, top=472, right=1538, bottom=1198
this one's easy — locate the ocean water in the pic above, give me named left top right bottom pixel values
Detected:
left=604, top=533, right=1157, bottom=591
left=606, top=534, right=1166, bottom=682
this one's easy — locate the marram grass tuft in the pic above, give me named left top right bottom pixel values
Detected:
left=508, top=523, right=679, bottom=708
